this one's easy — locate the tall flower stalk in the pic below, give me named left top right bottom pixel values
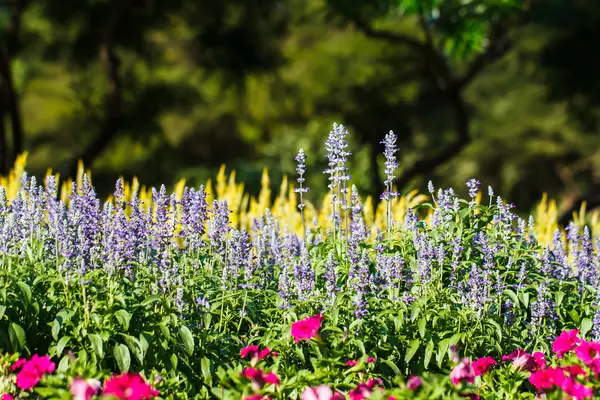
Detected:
left=294, top=149, right=309, bottom=245
left=381, top=131, right=399, bottom=236
left=324, top=123, right=351, bottom=242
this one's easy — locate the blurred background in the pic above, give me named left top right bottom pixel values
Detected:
left=0, top=0, right=598, bottom=221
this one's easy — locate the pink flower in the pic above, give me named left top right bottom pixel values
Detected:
left=70, top=378, right=101, bottom=400
left=240, top=368, right=279, bottom=391
left=348, top=379, right=383, bottom=400
left=1, top=394, right=13, bottom=400
left=552, top=329, right=582, bottom=358
left=345, top=360, right=358, bottom=367
left=562, top=365, right=587, bottom=377
left=561, top=377, right=593, bottom=400
left=15, top=355, right=56, bottom=390
left=502, top=349, right=538, bottom=371
left=406, top=376, right=422, bottom=391
left=240, top=346, right=272, bottom=363
left=103, top=373, right=159, bottom=400
left=366, top=357, right=376, bottom=363
left=529, top=367, right=566, bottom=391
left=243, top=396, right=270, bottom=400
left=450, top=359, right=475, bottom=385
left=301, top=385, right=345, bottom=400
left=533, top=352, right=546, bottom=369
left=10, top=358, right=26, bottom=371
left=575, top=341, right=600, bottom=365
left=291, top=315, right=323, bottom=343
left=471, top=357, right=496, bottom=376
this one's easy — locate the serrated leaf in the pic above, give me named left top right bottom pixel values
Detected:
left=179, top=325, right=194, bottom=356
left=113, top=343, right=130, bottom=372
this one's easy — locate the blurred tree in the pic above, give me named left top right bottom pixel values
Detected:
left=322, top=0, right=530, bottom=193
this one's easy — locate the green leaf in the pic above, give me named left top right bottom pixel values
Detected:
left=418, top=317, right=426, bottom=339
left=405, top=339, right=420, bottom=363
left=179, top=325, right=194, bottom=356
left=141, top=295, right=162, bottom=307
left=424, top=340, right=434, bottom=369
left=51, top=319, right=61, bottom=341
left=436, top=338, right=450, bottom=368
left=56, top=336, right=71, bottom=356
left=88, top=333, right=104, bottom=358
left=382, top=359, right=401, bottom=376
left=581, top=318, right=593, bottom=338
left=201, top=357, right=212, bottom=385
left=114, top=310, right=131, bottom=331
left=0, top=305, right=6, bottom=320
left=113, top=343, right=131, bottom=372
left=16, top=281, right=32, bottom=307
left=9, top=322, right=26, bottom=351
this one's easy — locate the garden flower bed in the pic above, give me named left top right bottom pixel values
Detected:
left=0, top=124, right=599, bottom=399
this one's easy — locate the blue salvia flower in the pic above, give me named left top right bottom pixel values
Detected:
left=591, top=293, right=600, bottom=341
left=293, top=243, right=314, bottom=301
left=69, top=175, right=102, bottom=273
left=181, top=186, right=208, bottom=253
left=380, top=130, right=399, bottom=231
left=550, top=229, right=570, bottom=279
left=450, top=235, right=463, bottom=288
left=208, top=200, right=231, bottom=262
left=352, top=250, right=371, bottom=318
left=227, top=229, right=251, bottom=287
left=466, top=179, right=480, bottom=201
left=462, top=263, right=492, bottom=316
left=348, top=185, right=367, bottom=265
left=415, top=232, right=434, bottom=285
left=129, top=190, right=150, bottom=264
left=294, top=149, right=309, bottom=241
left=516, top=261, right=527, bottom=291
left=324, top=123, right=352, bottom=234
left=577, top=226, right=596, bottom=287
left=530, top=281, right=556, bottom=334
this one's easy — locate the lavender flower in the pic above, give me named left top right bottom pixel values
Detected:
left=466, top=179, right=480, bottom=200
left=324, top=123, right=352, bottom=234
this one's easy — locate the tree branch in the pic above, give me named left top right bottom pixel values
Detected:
left=352, top=19, right=427, bottom=51
left=452, top=23, right=511, bottom=92
left=394, top=90, right=471, bottom=189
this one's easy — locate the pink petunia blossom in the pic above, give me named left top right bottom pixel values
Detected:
left=243, top=396, right=271, bottom=400
left=348, top=379, right=383, bottom=400
left=70, top=378, right=101, bottom=400
left=291, top=315, right=323, bottom=343
left=406, top=376, right=422, bottom=391
left=502, top=349, right=539, bottom=371
left=240, top=345, right=273, bottom=363
left=529, top=367, right=566, bottom=391
left=533, top=352, right=546, bottom=369
left=471, top=357, right=496, bottom=376
left=1, top=394, right=13, bottom=400
left=10, top=358, right=26, bottom=371
left=552, top=329, right=582, bottom=358
left=301, top=385, right=345, bottom=400
left=345, top=360, right=358, bottom=367
left=450, top=359, right=475, bottom=385
left=366, top=357, right=376, bottom=363
left=575, top=340, right=600, bottom=365
left=240, top=368, right=279, bottom=391
left=560, top=377, right=593, bottom=400
left=103, top=373, right=159, bottom=400
left=15, top=355, right=56, bottom=390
